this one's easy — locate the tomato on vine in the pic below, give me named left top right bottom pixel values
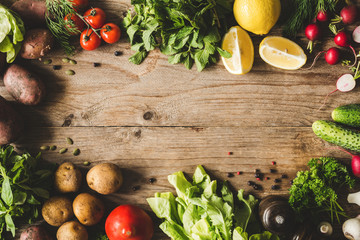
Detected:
left=69, top=0, right=89, bottom=11
left=80, top=29, right=101, bottom=51
left=83, top=8, right=106, bottom=29
left=100, top=23, right=121, bottom=44
left=64, top=13, right=85, bottom=35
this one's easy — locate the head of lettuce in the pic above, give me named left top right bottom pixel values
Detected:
left=0, top=4, right=25, bottom=63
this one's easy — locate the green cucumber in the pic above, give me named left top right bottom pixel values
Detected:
left=312, top=120, right=360, bottom=152
left=332, top=104, right=360, bottom=127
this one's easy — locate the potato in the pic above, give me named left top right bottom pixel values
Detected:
left=86, top=163, right=123, bottom=195
left=42, top=196, right=74, bottom=227
left=73, top=193, right=104, bottom=226
left=57, top=221, right=88, bottom=240
left=11, top=0, right=46, bottom=28
left=20, top=29, right=54, bottom=59
left=0, top=96, right=24, bottom=145
left=4, top=64, right=46, bottom=105
left=20, top=225, right=53, bottom=240
left=0, top=53, right=5, bottom=75
left=54, top=162, right=82, bottom=193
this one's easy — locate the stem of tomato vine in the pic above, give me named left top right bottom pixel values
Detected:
left=75, top=12, right=101, bottom=38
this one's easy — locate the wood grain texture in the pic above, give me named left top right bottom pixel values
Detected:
left=2, top=0, right=360, bottom=239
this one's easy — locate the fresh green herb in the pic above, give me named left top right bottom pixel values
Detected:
left=0, top=145, right=56, bottom=238
left=283, top=0, right=338, bottom=37
left=0, top=4, right=25, bottom=63
left=45, top=0, right=79, bottom=55
left=289, top=157, right=354, bottom=223
left=123, top=0, right=233, bottom=71
left=147, top=165, right=279, bottom=240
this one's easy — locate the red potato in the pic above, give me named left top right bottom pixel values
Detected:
left=11, top=0, right=46, bottom=28
left=0, top=96, right=24, bottom=145
left=20, top=225, right=53, bottom=240
left=4, top=64, right=46, bottom=105
left=20, top=29, right=54, bottom=60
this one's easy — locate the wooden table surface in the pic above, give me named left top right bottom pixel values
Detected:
left=2, top=0, right=360, bottom=239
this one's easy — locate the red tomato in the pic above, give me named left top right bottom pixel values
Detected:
left=83, top=8, right=106, bottom=29
left=80, top=29, right=101, bottom=51
left=100, top=23, right=121, bottom=44
left=69, top=0, right=88, bottom=11
left=105, top=205, right=154, bottom=240
left=64, top=13, right=85, bottom=35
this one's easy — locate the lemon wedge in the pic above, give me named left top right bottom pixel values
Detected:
left=221, top=26, right=254, bottom=75
left=259, top=36, right=307, bottom=70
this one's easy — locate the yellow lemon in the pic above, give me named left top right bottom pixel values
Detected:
left=259, top=36, right=307, bottom=70
left=221, top=26, right=254, bottom=75
left=233, top=0, right=281, bottom=35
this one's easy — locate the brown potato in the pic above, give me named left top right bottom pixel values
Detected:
left=4, top=64, right=46, bottom=105
left=11, top=0, right=46, bottom=28
left=54, top=162, right=82, bottom=193
left=57, top=221, right=88, bottom=240
left=20, top=28, right=54, bottom=59
left=0, top=96, right=24, bottom=145
left=73, top=193, right=104, bottom=226
left=42, top=196, right=74, bottom=227
left=86, top=163, right=123, bottom=195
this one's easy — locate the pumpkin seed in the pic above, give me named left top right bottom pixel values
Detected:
left=66, top=137, right=73, bottom=145
left=43, top=59, right=52, bottom=65
left=50, top=145, right=57, bottom=151
left=65, top=70, right=75, bottom=75
left=73, top=148, right=80, bottom=156
left=69, top=60, right=77, bottom=65
left=40, top=145, right=50, bottom=151
left=62, top=57, right=70, bottom=63
left=59, top=148, right=68, bottom=154
left=83, top=161, right=90, bottom=166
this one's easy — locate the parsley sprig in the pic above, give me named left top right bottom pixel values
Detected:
left=123, top=0, right=233, bottom=71
left=289, top=157, right=354, bottom=223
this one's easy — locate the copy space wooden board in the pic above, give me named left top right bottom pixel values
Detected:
left=2, top=0, right=360, bottom=239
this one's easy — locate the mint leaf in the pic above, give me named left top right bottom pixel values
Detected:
left=217, top=47, right=232, bottom=58
left=2, top=178, right=13, bottom=206
left=129, top=50, right=148, bottom=65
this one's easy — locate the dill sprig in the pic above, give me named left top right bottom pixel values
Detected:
left=45, top=0, right=79, bottom=55
left=283, top=0, right=338, bottom=37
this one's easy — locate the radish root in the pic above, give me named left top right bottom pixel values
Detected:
left=318, top=89, right=338, bottom=111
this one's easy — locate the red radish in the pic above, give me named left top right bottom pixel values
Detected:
left=317, top=10, right=329, bottom=22
left=305, top=23, right=321, bottom=53
left=340, top=5, right=358, bottom=24
left=334, top=31, right=357, bottom=66
left=330, top=147, right=360, bottom=177
left=353, top=25, right=360, bottom=43
left=319, top=74, right=356, bottom=110
left=304, top=47, right=340, bottom=69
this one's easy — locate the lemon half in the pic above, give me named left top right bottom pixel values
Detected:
left=221, top=26, right=254, bottom=75
left=259, top=36, right=307, bottom=70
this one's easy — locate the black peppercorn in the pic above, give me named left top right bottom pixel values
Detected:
left=114, top=51, right=123, bottom=56
left=274, top=178, right=281, bottom=183
left=270, top=169, right=276, bottom=173
left=271, top=185, right=279, bottom=190
left=52, top=65, right=61, bottom=70
left=149, top=178, right=156, bottom=184
left=247, top=181, right=254, bottom=186
left=227, top=173, right=234, bottom=178
left=281, top=174, right=288, bottom=179
left=93, top=62, right=101, bottom=67
left=132, top=186, right=140, bottom=191
left=253, top=184, right=259, bottom=190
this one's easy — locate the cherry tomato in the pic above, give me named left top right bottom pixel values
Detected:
left=83, top=8, right=106, bottom=29
left=105, top=205, right=153, bottom=240
left=80, top=29, right=101, bottom=51
left=100, top=23, right=121, bottom=44
left=64, top=13, right=85, bottom=35
left=69, top=0, right=88, bottom=11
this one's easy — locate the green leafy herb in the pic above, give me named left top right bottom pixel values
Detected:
left=0, top=146, right=56, bottom=238
left=123, top=0, right=233, bottom=71
left=0, top=4, right=25, bottom=63
left=147, top=165, right=279, bottom=240
left=289, top=157, right=354, bottom=223
left=283, top=0, right=338, bottom=37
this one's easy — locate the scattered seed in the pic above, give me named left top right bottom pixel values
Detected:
left=62, top=57, right=70, bottom=63
left=132, top=186, right=140, bottom=191
left=256, top=177, right=261, bottom=181
left=93, top=62, right=101, bottom=67
left=40, top=145, right=50, bottom=151
left=254, top=169, right=260, bottom=173
left=271, top=185, right=279, bottom=190
left=253, top=184, right=259, bottom=190
left=237, top=171, right=242, bottom=175
left=69, top=60, right=77, bottom=65
left=53, top=65, right=61, bottom=70
left=281, top=174, right=288, bottom=179
left=247, top=181, right=254, bottom=186
left=227, top=173, right=234, bottom=178
left=73, top=148, right=80, bottom=156
left=65, top=70, right=75, bottom=75
left=59, top=148, right=68, bottom=154
left=274, top=178, right=281, bottom=183
left=227, top=152, right=233, bottom=155
left=43, top=59, right=52, bottom=65
left=50, top=145, right=57, bottom=151
left=266, top=177, right=270, bottom=180
left=271, top=161, right=277, bottom=165
left=114, top=51, right=123, bottom=56
left=83, top=161, right=91, bottom=166
left=270, top=169, right=276, bottom=173
left=255, top=173, right=260, bottom=178
left=149, top=178, right=156, bottom=184
left=66, top=137, right=74, bottom=145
